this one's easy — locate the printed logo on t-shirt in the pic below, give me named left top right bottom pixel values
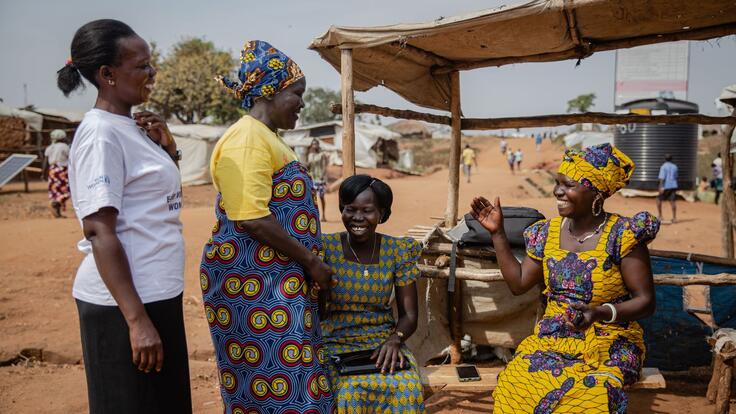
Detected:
left=167, top=189, right=182, bottom=211
left=87, top=175, right=111, bottom=190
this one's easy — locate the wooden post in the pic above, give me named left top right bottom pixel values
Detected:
left=722, top=112, right=736, bottom=258
left=340, top=49, right=356, bottom=178
left=445, top=71, right=461, bottom=227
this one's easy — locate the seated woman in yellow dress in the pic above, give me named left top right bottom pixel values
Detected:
left=320, top=174, right=425, bottom=413
left=470, top=144, right=659, bottom=413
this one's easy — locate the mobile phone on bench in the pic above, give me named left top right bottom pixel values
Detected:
left=456, top=364, right=481, bottom=382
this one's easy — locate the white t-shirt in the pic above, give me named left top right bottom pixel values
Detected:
left=69, top=109, right=184, bottom=306
left=45, top=142, right=70, bottom=166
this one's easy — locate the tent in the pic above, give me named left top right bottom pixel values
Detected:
left=281, top=120, right=400, bottom=168
left=562, top=131, right=613, bottom=148
left=0, top=102, right=43, bottom=131
left=169, top=124, right=227, bottom=186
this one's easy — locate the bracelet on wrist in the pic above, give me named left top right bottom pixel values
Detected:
left=601, top=303, right=617, bottom=323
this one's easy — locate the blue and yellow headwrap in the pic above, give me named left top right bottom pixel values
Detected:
left=558, top=143, right=634, bottom=198
left=216, top=40, right=304, bottom=110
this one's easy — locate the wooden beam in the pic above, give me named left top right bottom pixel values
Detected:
left=721, top=110, right=736, bottom=258
left=389, top=41, right=452, bottom=67
left=330, top=103, right=736, bottom=128
left=446, top=71, right=462, bottom=227
left=432, top=22, right=736, bottom=74
left=340, top=49, right=356, bottom=178
left=650, top=249, right=736, bottom=267
left=419, top=265, right=736, bottom=285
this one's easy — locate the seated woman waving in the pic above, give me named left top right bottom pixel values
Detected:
left=320, top=175, right=425, bottom=413
left=471, top=144, right=659, bottom=414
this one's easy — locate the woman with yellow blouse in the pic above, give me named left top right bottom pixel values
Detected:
left=200, top=40, right=335, bottom=413
left=471, top=144, right=659, bottom=413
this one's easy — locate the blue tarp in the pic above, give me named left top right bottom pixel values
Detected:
left=639, top=256, right=736, bottom=370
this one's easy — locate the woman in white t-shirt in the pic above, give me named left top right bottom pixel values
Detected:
left=57, top=19, right=191, bottom=414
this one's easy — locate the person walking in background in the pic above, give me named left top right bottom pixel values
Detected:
left=44, top=129, right=71, bottom=218
left=712, top=161, right=724, bottom=204
left=307, top=139, right=330, bottom=221
left=59, top=19, right=191, bottom=413
left=506, top=149, right=516, bottom=174
left=535, top=133, right=542, bottom=151
left=500, top=138, right=508, bottom=155
left=657, top=154, right=679, bottom=223
left=202, top=40, right=335, bottom=413
left=462, top=143, right=477, bottom=183
left=514, top=148, right=523, bottom=171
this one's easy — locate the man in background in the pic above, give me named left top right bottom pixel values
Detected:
left=307, top=139, right=330, bottom=221
left=657, top=154, right=679, bottom=223
left=462, top=143, right=478, bottom=183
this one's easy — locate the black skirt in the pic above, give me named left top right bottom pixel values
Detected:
left=76, top=294, right=192, bottom=414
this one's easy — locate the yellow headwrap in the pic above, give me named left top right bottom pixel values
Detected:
left=557, top=144, right=634, bottom=198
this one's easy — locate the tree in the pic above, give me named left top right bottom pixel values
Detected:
left=301, top=87, right=342, bottom=124
left=146, top=38, right=242, bottom=124
left=566, top=93, right=597, bottom=113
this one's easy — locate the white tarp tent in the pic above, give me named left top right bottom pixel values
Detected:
left=169, top=124, right=227, bottom=186
left=281, top=120, right=399, bottom=168
left=0, top=102, right=43, bottom=131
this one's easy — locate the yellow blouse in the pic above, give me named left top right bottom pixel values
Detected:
left=210, top=115, right=297, bottom=221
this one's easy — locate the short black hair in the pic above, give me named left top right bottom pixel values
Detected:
left=665, top=154, right=673, bottom=161
left=338, top=174, right=393, bottom=223
left=57, top=19, right=137, bottom=97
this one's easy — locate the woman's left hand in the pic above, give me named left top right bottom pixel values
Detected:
left=133, top=111, right=175, bottom=152
left=371, top=334, right=405, bottom=375
left=563, top=302, right=597, bottom=332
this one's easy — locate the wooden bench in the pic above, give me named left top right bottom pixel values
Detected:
left=420, top=365, right=666, bottom=393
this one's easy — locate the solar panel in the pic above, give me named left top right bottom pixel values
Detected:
left=0, top=154, right=38, bottom=187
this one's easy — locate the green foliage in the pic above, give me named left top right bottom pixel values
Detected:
left=566, top=93, right=597, bottom=113
left=301, top=87, right=342, bottom=124
left=146, top=38, right=243, bottom=124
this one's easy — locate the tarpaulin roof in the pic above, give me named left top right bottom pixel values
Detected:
left=310, top=0, right=736, bottom=110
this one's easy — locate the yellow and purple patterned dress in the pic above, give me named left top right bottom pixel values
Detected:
left=320, top=233, right=425, bottom=414
left=493, top=212, right=659, bottom=414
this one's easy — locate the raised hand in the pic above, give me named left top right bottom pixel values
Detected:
left=133, top=111, right=175, bottom=150
left=470, top=196, right=504, bottom=235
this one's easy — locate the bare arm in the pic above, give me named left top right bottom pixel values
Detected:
left=471, top=196, right=544, bottom=295
left=373, top=281, right=419, bottom=374
left=82, top=207, right=163, bottom=373
left=237, top=214, right=334, bottom=289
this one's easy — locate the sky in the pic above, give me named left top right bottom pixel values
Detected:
left=1, top=0, right=735, bottom=126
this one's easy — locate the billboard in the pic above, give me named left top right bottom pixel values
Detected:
left=614, top=41, right=689, bottom=107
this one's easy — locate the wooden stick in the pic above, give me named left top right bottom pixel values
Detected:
left=650, top=249, right=736, bottom=267
left=707, top=353, right=724, bottom=403
left=340, top=49, right=356, bottom=178
left=330, top=103, right=736, bottom=128
left=432, top=22, right=736, bottom=74
left=721, top=110, right=736, bottom=258
left=445, top=71, right=462, bottom=227
left=418, top=265, right=736, bottom=285
left=716, top=361, right=733, bottom=414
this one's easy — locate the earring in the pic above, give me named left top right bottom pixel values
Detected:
left=591, top=194, right=604, bottom=216
left=108, top=79, right=115, bottom=86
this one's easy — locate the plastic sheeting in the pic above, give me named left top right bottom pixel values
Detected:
left=169, top=124, right=227, bottom=186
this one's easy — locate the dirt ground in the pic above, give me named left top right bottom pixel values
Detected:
left=0, top=136, right=732, bottom=413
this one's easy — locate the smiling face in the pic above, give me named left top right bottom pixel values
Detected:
left=103, top=35, right=156, bottom=107
left=553, top=173, right=598, bottom=218
left=341, top=188, right=383, bottom=243
left=269, top=77, right=306, bottom=130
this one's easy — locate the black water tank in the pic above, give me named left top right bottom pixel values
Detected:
left=613, top=98, right=698, bottom=191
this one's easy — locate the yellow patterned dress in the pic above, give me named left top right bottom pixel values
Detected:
left=320, top=233, right=425, bottom=413
left=493, top=212, right=659, bottom=414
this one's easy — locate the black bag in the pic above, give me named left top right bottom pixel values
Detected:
left=331, top=348, right=408, bottom=376
left=459, top=207, right=545, bottom=248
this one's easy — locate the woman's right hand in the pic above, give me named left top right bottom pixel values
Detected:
left=128, top=314, right=164, bottom=373
left=470, top=196, right=504, bottom=235
left=305, top=257, right=336, bottom=291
